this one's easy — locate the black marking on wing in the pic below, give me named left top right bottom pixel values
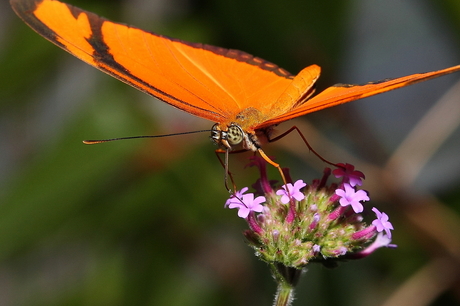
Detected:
left=68, top=3, right=227, bottom=121
left=11, top=0, right=67, bottom=50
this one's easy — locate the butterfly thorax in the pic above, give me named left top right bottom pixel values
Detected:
left=232, top=107, right=269, bottom=128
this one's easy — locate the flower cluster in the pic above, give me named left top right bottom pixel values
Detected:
left=225, top=158, right=395, bottom=269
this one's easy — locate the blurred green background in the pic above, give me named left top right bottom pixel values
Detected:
left=2, top=0, right=460, bottom=305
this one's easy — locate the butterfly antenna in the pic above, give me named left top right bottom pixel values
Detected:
left=82, top=130, right=211, bottom=144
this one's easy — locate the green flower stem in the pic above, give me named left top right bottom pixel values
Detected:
left=274, top=282, right=295, bottom=306
left=271, top=263, right=302, bottom=306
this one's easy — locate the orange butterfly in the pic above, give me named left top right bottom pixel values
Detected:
left=10, top=0, right=460, bottom=182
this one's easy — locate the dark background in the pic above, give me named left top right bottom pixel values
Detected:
left=1, top=0, right=460, bottom=305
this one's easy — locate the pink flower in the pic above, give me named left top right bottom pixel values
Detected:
left=335, top=183, right=369, bottom=213
left=372, top=207, right=394, bottom=238
left=276, top=180, right=307, bottom=204
left=225, top=187, right=249, bottom=207
left=333, top=163, right=365, bottom=187
left=226, top=189, right=265, bottom=219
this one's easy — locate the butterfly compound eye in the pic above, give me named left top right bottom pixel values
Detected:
left=226, top=124, right=244, bottom=146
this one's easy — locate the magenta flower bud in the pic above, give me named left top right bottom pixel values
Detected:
left=328, top=206, right=347, bottom=221
left=352, top=225, right=377, bottom=240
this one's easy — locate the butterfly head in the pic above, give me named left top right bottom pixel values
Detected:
left=211, top=123, right=260, bottom=152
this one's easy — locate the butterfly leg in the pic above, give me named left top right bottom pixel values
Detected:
left=215, top=148, right=239, bottom=193
left=256, top=148, right=289, bottom=187
left=215, top=147, right=286, bottom=193
left=215, top=146, right=289, bottom=197
left=267, top=126, right=339, bottom=167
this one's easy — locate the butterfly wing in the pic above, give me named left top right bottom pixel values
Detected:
left=259, top=65, right=460, bottom=129
left=10, top=0, right=295, bottom=123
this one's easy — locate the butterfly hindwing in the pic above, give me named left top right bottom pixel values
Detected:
left=259, top=65, right=460, bottom=128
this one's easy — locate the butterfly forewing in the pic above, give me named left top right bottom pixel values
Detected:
left=11, top=0, right=296, bottom=125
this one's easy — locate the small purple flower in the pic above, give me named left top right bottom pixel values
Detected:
left=372, top=207, right=394, bottom=238
left=313, top=244, right=321, bottom=253
left=226, top=191, right=266, bottom=219
left=309, top=213, right=320, bottom=230
left=276, top=180, right=307, bottom=204
left=333, top=163, right=365, bottom=187
left=335, top=183, right=369, bottom=213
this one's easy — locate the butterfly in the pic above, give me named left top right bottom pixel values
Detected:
left=10, top=0, right=460, bottom=187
